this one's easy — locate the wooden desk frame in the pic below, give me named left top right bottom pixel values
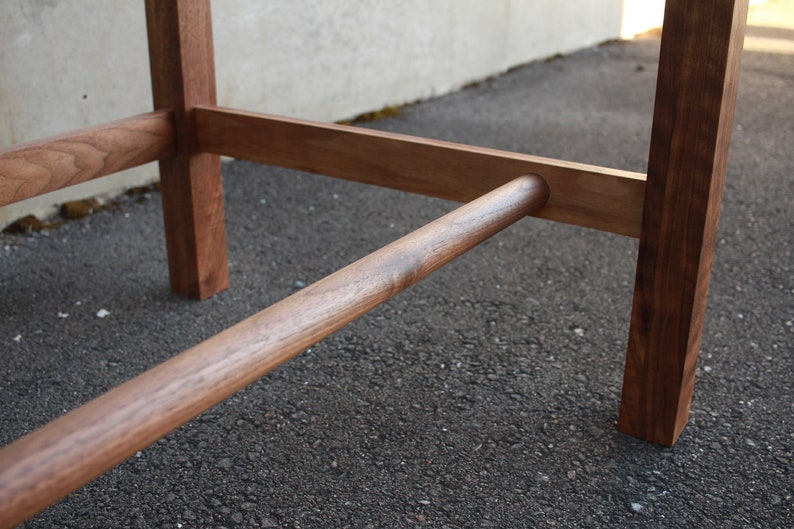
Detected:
left=0, top=0, right=748, bottom=525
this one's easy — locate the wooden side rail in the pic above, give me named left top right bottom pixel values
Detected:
left=0, top=175, right=549, bottom=529
left=0, top=111, right=174, bottom=207
left=196, top=106, right=646, bottom=238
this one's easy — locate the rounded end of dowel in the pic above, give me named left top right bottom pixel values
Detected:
left=516, top=173, right=550, bottom=214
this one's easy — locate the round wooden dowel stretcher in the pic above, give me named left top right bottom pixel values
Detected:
left=0, top=174, right=548, bottom=528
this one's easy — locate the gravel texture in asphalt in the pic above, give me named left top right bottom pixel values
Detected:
left=2, top=16, right=793, bottom=529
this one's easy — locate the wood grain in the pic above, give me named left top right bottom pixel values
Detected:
left=195, top=106, right=646, bottom=237
left=145, top=0, right=228, bottom=299
left=0, top=175, right=548, bottom=528
left=618, top=0, right=748, bottom=446
left=0, top=111, right=174, bottom=207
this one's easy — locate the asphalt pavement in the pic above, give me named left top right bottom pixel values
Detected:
left=1, top=6, right=792, bottom=528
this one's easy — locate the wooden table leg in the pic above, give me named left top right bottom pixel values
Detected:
left=145, top=0, right=229, bottom=299
left=618, top=0, right=748, bottom=446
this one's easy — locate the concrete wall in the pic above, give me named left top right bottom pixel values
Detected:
left=0, top=0, right=665, bottom=227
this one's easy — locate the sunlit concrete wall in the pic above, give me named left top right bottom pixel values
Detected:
left=0, top=0, right=664, bottom=227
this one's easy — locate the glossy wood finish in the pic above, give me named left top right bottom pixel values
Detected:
left=195, top=106, right=647, bottom=238
left=0, top=175, right=549, bottom=528
left=145, top=0, right=228, bottom=299
left=618, top=0, right=748, bottom=446
left=0, top=111, right=174, bottom=207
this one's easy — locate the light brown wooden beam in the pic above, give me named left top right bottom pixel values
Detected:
left=618, top=0, right=748, bottom=446
left=195, top=105, right=646, bottom=238
left=0, top=175, right=548, bottom=529
left=145, top=0, right=228, bottom=299
left=0, top=111, right=174, bottom=207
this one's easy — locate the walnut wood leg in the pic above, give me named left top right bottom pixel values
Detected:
left=145, top=0, right=229, bottom=299
left=618, top=0, right=748, bottom=446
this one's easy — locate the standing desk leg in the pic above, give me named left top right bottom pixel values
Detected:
left=145, top=0, right=229, bottom=299
left=619, top=0, right=748, bottom=446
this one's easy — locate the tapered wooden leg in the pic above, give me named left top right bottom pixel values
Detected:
left=618, top=0, right=748, bottom=446
left=145, top=0, right=229, bottom=299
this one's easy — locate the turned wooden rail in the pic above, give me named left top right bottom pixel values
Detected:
left=0, top=0, right=748, bottom=526
left=0, top=176, right=548, bottom=528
